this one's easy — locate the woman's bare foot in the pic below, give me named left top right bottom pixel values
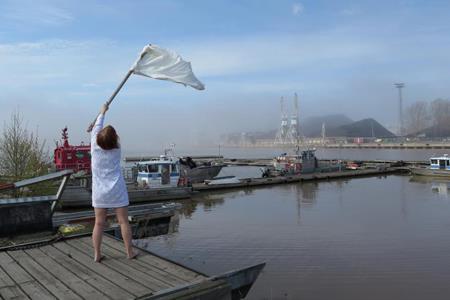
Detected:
left=94, top=255, right=105, bottom=263
left=127, top=251, right=139, bottom=260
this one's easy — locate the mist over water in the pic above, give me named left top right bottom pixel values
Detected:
left=124, top=147, right=449, bottom=161
left=136, top=175, right=450, bottom=299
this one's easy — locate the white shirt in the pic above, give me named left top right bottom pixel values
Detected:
left=91, top=114, right=129, bottom=208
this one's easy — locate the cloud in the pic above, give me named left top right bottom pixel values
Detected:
left=0, top=39, right=131, bottom=88
left=1, top=1, right=74, bottom=26
left=0, top=32, right=384, bottom=93
left=179, top=32, right=382, bottom=78
left=292, top=3, right=304, bottom=16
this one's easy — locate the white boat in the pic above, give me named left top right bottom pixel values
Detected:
left=136, top=154, right=181, bottom=188
left=411, top=155, right=450, bottom=177
left=135, top=150, right=224, bottom=186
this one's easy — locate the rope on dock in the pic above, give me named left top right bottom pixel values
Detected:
left=0, top=234, right=63, bottom=251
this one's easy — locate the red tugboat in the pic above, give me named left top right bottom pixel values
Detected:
left=54, top=127, right=91, bottom=174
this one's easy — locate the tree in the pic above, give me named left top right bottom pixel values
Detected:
left=429, top=99, right=450, bottom=137
left=404, top=101, right=429, bottom=135
left=0, top=111, right=50, bottom=183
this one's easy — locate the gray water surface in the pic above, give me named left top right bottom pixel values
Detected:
left=136, top=175, right=450, bottom=299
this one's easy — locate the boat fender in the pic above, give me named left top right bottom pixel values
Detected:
left=178, top=177, right=187, bottom=187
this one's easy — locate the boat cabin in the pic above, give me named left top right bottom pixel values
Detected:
left=430, top=155, right=450, bottom=170
left=136, top=155, right=180, bottom=188
left=273, top=149, right=318, bottom=175
left=54, top=127, right=91, bottom=174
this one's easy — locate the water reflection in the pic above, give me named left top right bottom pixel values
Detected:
left=431, top=183, right=449, bottom=196
left=409, top=175, right=450, bottom=198
left=181, top=189, right=254, bottom=217
left=401, top=174, right=407, bottom=218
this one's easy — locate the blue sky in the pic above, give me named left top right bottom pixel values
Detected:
left=1, top=0, right=450, bottom=151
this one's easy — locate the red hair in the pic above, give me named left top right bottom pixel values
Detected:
left=96, top=125, right=119, bottom=150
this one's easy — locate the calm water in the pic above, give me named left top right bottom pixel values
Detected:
left=135, top=175, right=450, bottom=299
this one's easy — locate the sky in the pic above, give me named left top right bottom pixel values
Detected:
left=1, top=0, right=450, bottom=153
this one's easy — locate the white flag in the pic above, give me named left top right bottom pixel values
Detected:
left=131, top=44, right=205, bottom=90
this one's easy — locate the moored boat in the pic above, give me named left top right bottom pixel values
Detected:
left=410, top=155, right=450, bottom=177
left=59, top=184, right=192, bottom=209
left=179, top=156, right=224, bottom=183
left=272, top=149, right=318, bottom=175
left=266, top=148, right=343, bottom=177
left=136, top=154, right=181, bottom=188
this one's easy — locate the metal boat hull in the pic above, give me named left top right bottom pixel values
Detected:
left=180, top=165, right=224, bottom=183
left=410, top=167, right=450, bottom=178
left=59, top=185, right=193, bottom=209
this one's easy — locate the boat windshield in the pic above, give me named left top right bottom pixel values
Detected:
left=137, top=164, right=159, bottom=173
left=147, top=164, right=159, bottom=173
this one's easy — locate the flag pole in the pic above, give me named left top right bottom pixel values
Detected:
left=86, top=69, right=133, bottom=132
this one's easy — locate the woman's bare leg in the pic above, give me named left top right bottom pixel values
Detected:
left=115, top=206, right=137, bottom=259
left=92, top=208, right=107, bottom=262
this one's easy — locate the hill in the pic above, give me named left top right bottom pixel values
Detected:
left=222, top=116, right=395, bottom=143
left=302, top=114, right=353, bottom=137
left=334, top=118, right=396, bottom=138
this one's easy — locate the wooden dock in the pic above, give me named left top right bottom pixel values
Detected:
left=0, top=235, right=204, bottom=299
left=192, top=167, right=402, bottom=191
left=0, top=235, right=264, bottom=300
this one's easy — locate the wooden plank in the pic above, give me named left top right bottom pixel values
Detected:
left=25, top=248, right=107, bottom=300
left=97, top=240, right=190, bottom=286
left=0, top=265, right=29, bottom=300
left=41, top=245, right=133, bottom=300
left=101, top=236, right=202, bottom=281
left=7, top=250, right=82, bottom=300
left=52, top=241, right=150, bottom=297
left=77, top=237, right=186, bottom=287
left=0, top=252, right=56, bottom=300
left=0, top=285, right=29, bottom=300
left=0, top=263, right=17, bottom=287
left=103, top=236, right=202, bottom=280
left=65, top=239, right=165, bottom=292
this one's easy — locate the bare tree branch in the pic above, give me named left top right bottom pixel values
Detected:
left=0, top=110, right=50, bottom=183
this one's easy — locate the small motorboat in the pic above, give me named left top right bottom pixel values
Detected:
left=204, top=176, right=240, bottom=185
left=410, top=155, right=450, bottom=178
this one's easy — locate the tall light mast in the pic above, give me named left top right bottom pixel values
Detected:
left=321, top=122, right=326, bottom=145
left=394, top=83, right=405, bottom=136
